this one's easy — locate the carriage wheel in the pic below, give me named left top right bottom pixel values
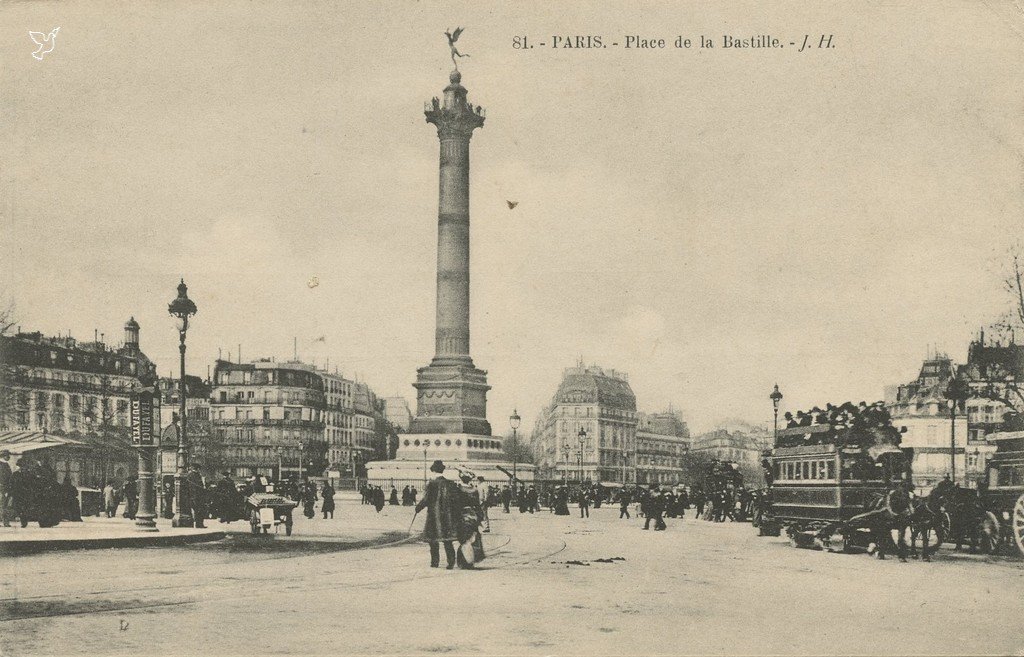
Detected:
left=1013, top=494, right=1024, bottom=558
left=938, top=511, right=951, bottom=546
left=978, top=511, right=1000, bottom=555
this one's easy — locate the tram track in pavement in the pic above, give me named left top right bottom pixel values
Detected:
left=0, top=530, right=420, bottom=608
left=0, top=531, right=567, bottom=623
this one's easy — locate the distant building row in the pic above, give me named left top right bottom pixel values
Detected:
left=530, top=363, right=734, bottom=486
left=0, top=323, right=413, bottom=483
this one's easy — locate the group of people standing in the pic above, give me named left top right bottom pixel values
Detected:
left=0, top=450, right=81, bottom=528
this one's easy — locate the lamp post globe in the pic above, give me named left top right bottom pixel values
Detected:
left=167, top=279, right=197, bottom=528
left=577, top=427, right=587, bottom=483
left=945, top=375, right=971, bottom=485
left=769, top=384, right=783, bottom=446
left=509, top=409, right=521, bottom=490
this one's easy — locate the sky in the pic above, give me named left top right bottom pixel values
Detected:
left=2, top=1, right=1022, bottom=435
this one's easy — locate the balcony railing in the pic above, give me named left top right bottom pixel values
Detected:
left=212, top=418, right=324, bottom=429
left=8, top=372, right=136, bottom=396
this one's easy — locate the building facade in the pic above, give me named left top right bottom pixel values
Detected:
left=635, top=410, right=690, bottom=485
left=0, top=320, right=157, bottom=486
left=210, top=360, right=326, bottom=479
left=529, top=364, right=638, bottom=484
left=157, top=374, right=213, bottom=478
left=351, top=381, right=378, bottom=470
left=690, top=429, right=762, bottom=466
left=0, top=319, right=156, bottom=434
left=384, top=396, right=414, bottom=433
left=886, top=352, right=998, bottom=490
left=320, top=369, right=356, bottom=475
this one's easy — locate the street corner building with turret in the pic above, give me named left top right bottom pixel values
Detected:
left=0, top=318, right=159, bottom=495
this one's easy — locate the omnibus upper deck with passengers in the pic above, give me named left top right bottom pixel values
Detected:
left=759, top=422, right=910, bottom=545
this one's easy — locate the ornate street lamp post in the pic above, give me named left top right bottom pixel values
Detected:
left=509, top=409, right=521, bottom=490
left=168, top=279, right=197, bottom=527
left=945, top=375, right=971, bottom=486
left=621, top=449, right=628, bottom=484
left=769, top=384, right=783, bottom=448
left=562, top=441, right=569, bottom=485
left=577, top=427, right=588, bottom=484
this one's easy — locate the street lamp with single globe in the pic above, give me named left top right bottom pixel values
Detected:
left=945, top=375, right=971, bottom=486
left=770, top=384, right=784, bottom=448
left=509, top=408, right=521, bottom=491
left=168, top=279, right=197, bottom=527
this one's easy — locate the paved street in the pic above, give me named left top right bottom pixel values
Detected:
left=2, top=501, right=1023, bottom=656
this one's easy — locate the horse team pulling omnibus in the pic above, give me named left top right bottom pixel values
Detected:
left=755, top=408, right=1024, bottom=560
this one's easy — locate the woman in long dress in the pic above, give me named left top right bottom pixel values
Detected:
left=321, top=483, right=335, bottom=519
left=553, top=486, right=571, bottom=516
left=455, top=471, right=485, bottom=568
left=302, top=481, right=317, bottom=519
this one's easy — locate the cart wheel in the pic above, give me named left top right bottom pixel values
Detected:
left=250, top=510, right=260, bottom=535
left=978, top=511, right=1000, bottom=554
left=938, top=511, right=951, bottom=546
left=1012, top=494, right=1024, bottom=558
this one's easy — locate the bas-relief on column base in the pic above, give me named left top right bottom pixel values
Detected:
left=410, top=360, right=492, bottom=436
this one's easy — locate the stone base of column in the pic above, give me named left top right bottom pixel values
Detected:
left=411, top=360, right=492, bottom=436
left=135, top=514, right=159, bottom=532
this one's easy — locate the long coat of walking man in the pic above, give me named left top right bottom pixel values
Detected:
left=415, top=460, right=460, bottom=569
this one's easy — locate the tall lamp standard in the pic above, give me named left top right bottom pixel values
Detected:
left=945, top=375, right=971, bottom=486
left=621, top=449, right=629, bottom=485
left=509, top=409, right=521, bottom=490
left=562, top=441, right=569, bottom=485
left=168, top=279, right=197, bottom=528
left=577, top=427, right=588, bottom=484
left=769, top=384, right=784, bottom=448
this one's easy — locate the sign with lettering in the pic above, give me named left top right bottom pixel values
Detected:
left=131, top=389, right=155, bottom=446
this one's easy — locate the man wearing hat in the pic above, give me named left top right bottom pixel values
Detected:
left=415, top=460, right=460, bottom=569
left=0, top=449, right=12, bottom=527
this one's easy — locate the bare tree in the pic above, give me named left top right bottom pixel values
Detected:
left=1005, top=246, right=1024, bottom=331
left=0, top=294, right=15, bottom=336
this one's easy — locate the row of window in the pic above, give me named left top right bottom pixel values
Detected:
left=777, top=459, right=837, bottom=481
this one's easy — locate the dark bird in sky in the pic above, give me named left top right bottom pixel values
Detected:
left=506, top=200, right=519, bottom=210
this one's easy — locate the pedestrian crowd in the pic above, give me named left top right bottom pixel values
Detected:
left=0, top=449, right=81, bottom=528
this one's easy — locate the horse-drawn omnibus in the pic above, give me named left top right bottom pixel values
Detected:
left=757, top=421, right=914, bottom=553
left=982, top=430, right=1024, bottom=557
